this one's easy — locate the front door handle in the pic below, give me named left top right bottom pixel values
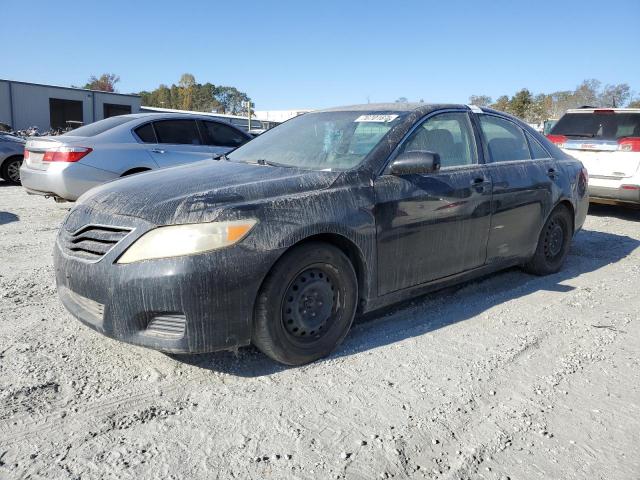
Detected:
left=151, top=148, right=166, bottom=154
left=547, top=168, right=557, bottom=178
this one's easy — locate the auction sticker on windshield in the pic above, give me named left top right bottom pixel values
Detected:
left=354, top=114, right=399, bottom=122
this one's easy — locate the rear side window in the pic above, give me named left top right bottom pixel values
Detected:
left=200, top=121, right=248, bottom=147
left=479, top=115, right=531, bottom=162
left=153, top=120, right=202, bottom=145
left=526, top=132, right=551, bottom=159
left=551, top=112, right=640, bottom=140
left=134, top=123, right=156, bottom=143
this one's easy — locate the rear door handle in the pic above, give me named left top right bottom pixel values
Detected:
left=471, top=177, right=491, bottom=191
left=151, top=148, right=166, bottom=154
left=547, top=168, right=557, bottom=178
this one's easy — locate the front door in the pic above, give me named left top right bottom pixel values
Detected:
left=374, top=111, right=493, bottom=296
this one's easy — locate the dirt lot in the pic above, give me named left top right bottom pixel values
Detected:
left=0, top=183, right=639, bottom=480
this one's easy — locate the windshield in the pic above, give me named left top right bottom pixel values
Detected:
left=228, top=111, right=406, bottom=171
left=63, top=116, right=135, bottom=137
left=551, top=112, right=640, bottom=140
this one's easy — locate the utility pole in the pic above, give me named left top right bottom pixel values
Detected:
left=243, top=100, right=253, bottom=132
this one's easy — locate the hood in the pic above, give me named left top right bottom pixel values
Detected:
left=78, top=160, right=341, bottom=225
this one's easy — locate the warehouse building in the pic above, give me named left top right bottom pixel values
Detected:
left=0, top=79, right=141, bottom=131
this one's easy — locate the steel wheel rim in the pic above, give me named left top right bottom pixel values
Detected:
left=281, top=266, right=338, bottom=343
left=544, top=220, right=564, bottom=259
left=7, top=160, right=21, bottom=183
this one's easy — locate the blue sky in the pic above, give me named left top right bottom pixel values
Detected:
left=3, top=0, right=639, bottom=110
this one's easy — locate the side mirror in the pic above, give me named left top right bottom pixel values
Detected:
left=389, top=150, right=441, bottom=175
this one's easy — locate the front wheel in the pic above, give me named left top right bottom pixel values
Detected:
left=524, top=205, right=573, bottom=275
left=252, top=242, right=358, bottom=366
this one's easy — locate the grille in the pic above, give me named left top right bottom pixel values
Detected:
left=61, top=225, right=131, bottom=261
left=145, top=314, right=186, bottom=338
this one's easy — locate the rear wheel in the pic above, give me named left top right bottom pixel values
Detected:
left=252, top=242, right=358, bottom=365
left=524, top=205, right=573, bottom=275
left=1, top=156, right=23, bottom=184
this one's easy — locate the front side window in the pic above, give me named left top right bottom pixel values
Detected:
left=153, top=120, right=201, bottom=145
left=400, top=112, right=477, bottom=168
left=201, top=121, right=248, bottom=147
left=479, top=115, right=531, bottom=162
left=228, top=111, right=406, bottom=171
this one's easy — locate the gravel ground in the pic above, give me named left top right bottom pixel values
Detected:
left=1, top=183, right=639, bottom=480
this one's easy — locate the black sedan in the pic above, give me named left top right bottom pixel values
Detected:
left=54, top=103, right=589, bottom=365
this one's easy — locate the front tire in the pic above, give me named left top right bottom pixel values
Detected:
left=1, top=156, right=23, bottom=184
left=524, top=205, right=573, bottom=275
left=252, top=242, right=358, bottom=366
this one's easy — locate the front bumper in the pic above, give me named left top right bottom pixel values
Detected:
left=54, top=206, right=280, bottom=353
left=20, top=162, right=116, bottom=201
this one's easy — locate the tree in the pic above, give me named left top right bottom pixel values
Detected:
left=492, top=95, right=510, bottom=113
left=214, top=86, right=251, bottom=115
left=468, top=95, right=492, bottom=107
left=628, top=98, right=640, bottom=109
left=509, top=89, right=533, bottom=119
left=599, top=83, right=631, bottom=108
left=573, top=79, right=601, bottom=107
left=395, top=97, right=408, bottom=103
left=84, top=73, right=120, bottom=92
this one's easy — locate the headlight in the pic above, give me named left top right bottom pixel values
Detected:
left=117, top=219, right=257, bottom=264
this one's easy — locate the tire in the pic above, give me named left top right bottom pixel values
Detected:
left=524, top=205, right=573, bottom=276
left=252, top=242, right=358, bottom=365
left=1, top=156, right=23, bottom=184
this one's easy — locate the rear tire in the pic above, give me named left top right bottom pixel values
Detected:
left=252, top=242, right=358, bottom=366
left=524, top=205, right=573, bottom=275
left=1, top=156, right=23, bottom=184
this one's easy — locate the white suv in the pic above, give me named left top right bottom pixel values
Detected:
left=547, top=108, right=640, bottom=206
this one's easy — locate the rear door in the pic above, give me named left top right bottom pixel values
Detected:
left=198, top=120, right=249, bottom=155
left=549, top=111, right=640, bottom=180
left=147, top=119, right=212, bottom=168
left=476, top=114, right=557, bottom=262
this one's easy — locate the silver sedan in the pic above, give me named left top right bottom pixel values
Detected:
left=20, top=113, right=251, bottom=201
left=0, top=133, right=25, bottom=184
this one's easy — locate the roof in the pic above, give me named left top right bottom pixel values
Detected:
left=0, top=78, right=140, bottom=98
left=139, top=106, right=256, bottom=120
left=565, top=107, right=640, bottom=113
left=318, top=102, right=462, bottom=112
left=116, top=112, right=242, bottom=121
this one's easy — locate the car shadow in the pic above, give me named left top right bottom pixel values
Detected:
left=172, top=228, right=639, bottom=377
left=0, top=211, right=19, bottom=225
left=588, top=203, right=640, bottom=221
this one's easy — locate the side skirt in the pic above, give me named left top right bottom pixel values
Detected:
left=361, top=258, right=523, bottom=315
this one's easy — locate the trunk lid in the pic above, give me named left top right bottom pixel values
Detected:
left=24, top=136, right=88, bottom=171
left=562, top=141, right=640, bottom=178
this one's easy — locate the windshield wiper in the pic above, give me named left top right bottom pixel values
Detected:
left=254, top=159, right=292, bottom=168
left=212, top=153, right=229, bottom=161
left=563, top=132, right=596, bottom=138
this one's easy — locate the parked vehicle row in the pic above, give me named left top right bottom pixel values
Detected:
left=53, top=103, right=588, bottom=365
left=20, top=113, right=251, bottom=201
left=547, top=107, right=640, bottom=206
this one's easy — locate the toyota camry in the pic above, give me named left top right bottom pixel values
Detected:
left=54, top=103, right=589, bottom=365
